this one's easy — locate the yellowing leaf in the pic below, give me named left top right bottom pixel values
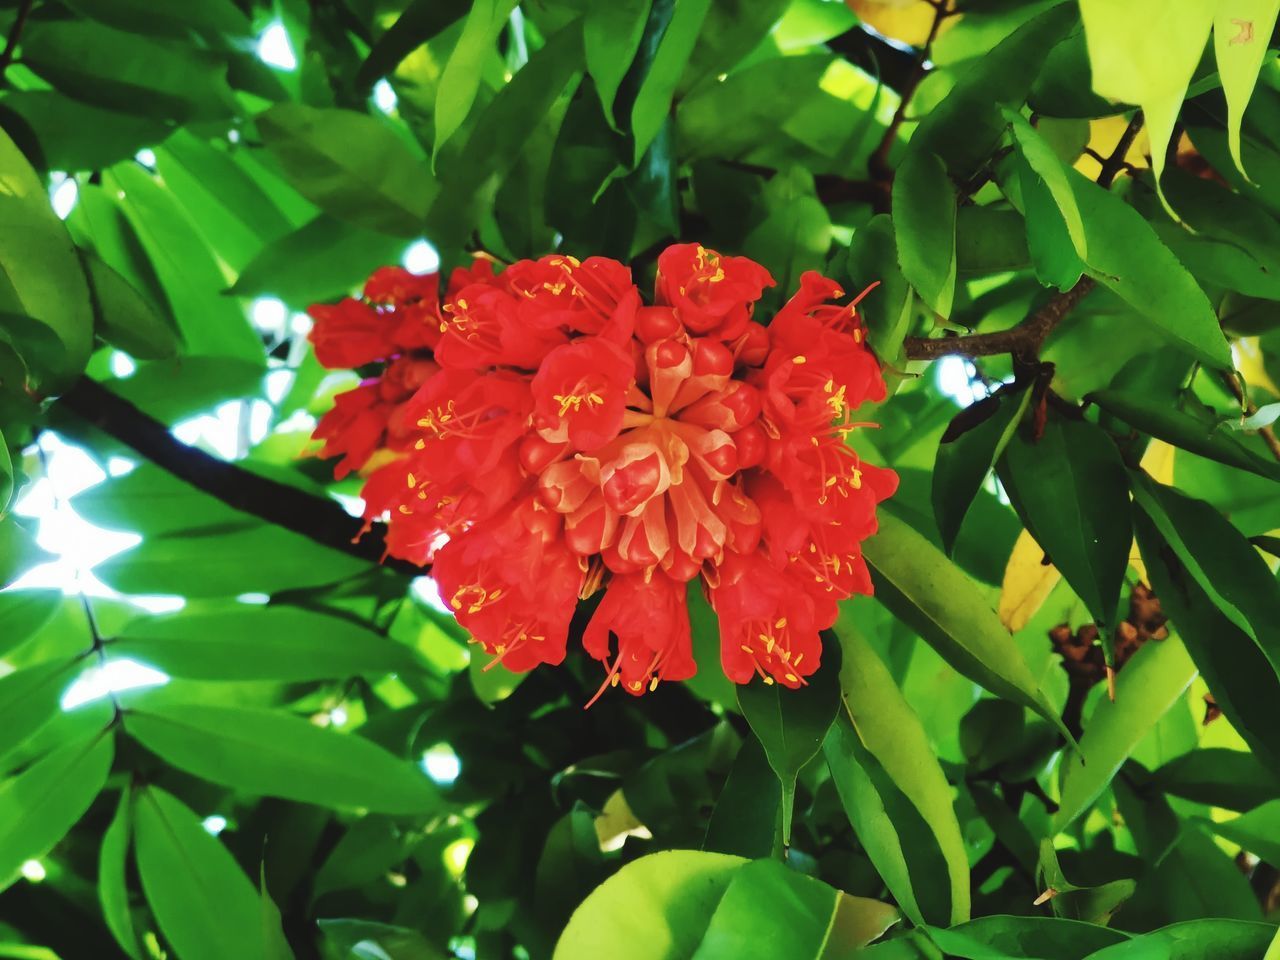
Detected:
left=1215, top=0, right=1280, bottom=177
left=1236, top=336, right=1280, bottom=398
left=998, top=529, right=1061, bottom=633
left=845, top=0, right=956, bottom=47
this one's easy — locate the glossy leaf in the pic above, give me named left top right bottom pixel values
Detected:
left=627, top=0, right=714, bottom=166
left=553, top=851, right=744, bottom=960
left=99, top=789, right=143, bottom=960
left=1083, top=920, right=1277, bottom=960
left=584, top=0, right=652, bottom=128
left=863, top=509, right=1071, bottom=741
left=433, top=0, right=519, bottom=158
left=123, top=700, right=441, bottom=814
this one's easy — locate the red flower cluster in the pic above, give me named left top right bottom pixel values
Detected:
left=308, top=245, right=896, bottom=698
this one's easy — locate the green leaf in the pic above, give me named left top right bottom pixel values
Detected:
left=737, top=631, right=842, bottom=844
left=258, top=105, right=435, bottom=237
left=743, top=167, right=832, bottom=297
left=863, top=509, right=1071, bottom=741
left=1004, top=110, right=1088, bottom=289
left=1215, top=1, right=1280, bottom=177
left=825, top=615, right=969, bottom=927
left=94, top=524, right=373, bottom=598
left=925, top=916, right=1129, bottom=959
left=691, top=859, right=897, bottom=960
left=0, top=437, right=9, bottom=516
left=1150, top=748, right=1280, bottom=812
left=0, top=659, right=79, bottom=762
left=99, top=788, right=144, bottom=960
left=356, top=0, right=471, bottom=89
left=1133, top=504, right=1280, bottom=776
left=909, top=4, right=1077, bottom=178
left=133, top=786, right=266, bottom=960
left=433, top=0, right=519, bottom=159
left=123, top=700, right=441, bottom=814
left=79, top=249, right=179, bottom=361
left=105, top=163, right=264, bottom=362
left=1089, top=388, right=1280, bottom=483
left=0, top=128, right=94, bottom=385
left=1054, top=634, right=1197, bottom=831
left=228, top=214, right=408, bottom=308
left=72, top=461, right=258, bottom=535
left=702, top=734, right=780, bottom=860
left=997, top=417, right=1132, bottom=634
left=1130, top=473, right=1280, bottom=675
left=846, top=215, right=912, bottom=363
left=0, top=590, right=60, bottom=660
left=585, top=0, right=652, bottom=128
left=933, top=383, right=1032, bottom=554
left=261, top=863, right=295, bottom=960
left=0, top=726, right=114, bottom=891
left=685, top=579, right=739, bottom=707
left=1067, top=170, right=1232, bottom=369
left=111, top=605, right=427, bottom=682
left=0, top=92, right=169, bottom=172
left=0, top=518, right=51, bottom=590
left=553, top=850, right=744, bottom=960
left=319, top=919, right=446, bottom=960
left=1208, top=798, right=1280, bottom=866
left=954, top=206, right=1030, bottom=276
left=892, top=150, right=957, bottom=319
left=1082, top=920, right=1277, bottom=960
left=19, top=21, right=235, bottom=121
left=627, top=0, right=715, bottom=167
left=1037, top=840, right=1135, bottom=926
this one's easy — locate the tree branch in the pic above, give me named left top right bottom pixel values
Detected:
left=902, top=277, right=1096, bottom=362
left=58, top=376, right=422, bottom=577
left=0, top=0, right=34, bottom=79
left=1221, top=368, right=1280, bottom=463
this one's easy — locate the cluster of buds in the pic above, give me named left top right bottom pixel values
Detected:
left=307, top=244, right=896, bottom=698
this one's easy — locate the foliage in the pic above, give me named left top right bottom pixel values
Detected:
left=0, top=0, right=1278, bottom=958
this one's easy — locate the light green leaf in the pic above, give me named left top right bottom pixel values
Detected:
left=1216, top=1, right=1280, bottom=176
left=0, top=659, right=79, bottom=761
left=954, top=206, right=1030, bottom=276
left=105, top=163, right=263, bottom=362
left=99, top=788, right=144, bottom=960
left=1068, top=170, right=1233, bottom=369
left=134, top=786, right=266, bottom=960
left=893, top=150, right=957, bottom=319
left=123, top=701, right=441, bottom=815
left=691, top=859, right=897, bottom=960
left=0, top=92, right=169, bottom=172
left=743, top=167, right=832, bottom=297
left=924, top=915, right=1129, bottom=959
left=1006, top=109, right=1088, bottom=254
left=585, top=0, right=652, bottom=128
left=863, top=510, right=1071, bottom=742
left=0, top=518, right=52, bottom=590
left=0, top=726, right=114, bottom=891
left=826, top=615, right=969, bottom=927
left=0, top=590, right=59, bottom=661
left=111, top=605, right=427, bottom=682
left=1208, top=798, right=1280, bottom=866
left=553, top=851, right=744, bottom=960
left=433, top=0, right=519, bottom=159
left=0, top=128, right=94, bottom=385
left=737, top=632, right=842, bottom=844
left=258, top=104, right=435, bottom=237
left=1054, top=634, right=1197, bottom=831
left=1083, top=919, right=1276, bottom=960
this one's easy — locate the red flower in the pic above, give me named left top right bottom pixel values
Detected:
left=309, top=246, right=895, bottom=702
left=309, top=299, right=396, bottom=369
left=584, top=572, right=695, bottom=700
left=655, top=243, right=775, bottom=339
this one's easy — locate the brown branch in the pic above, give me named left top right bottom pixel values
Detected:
left=867, top=0, right=949, bottom=182
left=1095, top=112, right=1144, bottom=189
left=1221, top=369, right=1280, bottom=463
left=902, top=277, right=1096, bottom=362
left=0, top=0, right=34, bottom=78
left=58, top=376, right=422, bottom=577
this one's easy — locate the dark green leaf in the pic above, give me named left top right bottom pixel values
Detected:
left=0, top=92, right=169, bottom=172
left=123, top=700, right=442, bottom=814
left=585, top=0, right=652, bottom=128
left=846, top=215, right=912, bottom=363
left=702, top=734, right=780, bottom=860
left=99, top=789, right=144, bottom=960
left=926, top=916, right=1129, bottom=959
left=357, top=0, right=471, bottom=89
left=79, top=249, right=179, bottom=360
left=955, top=205, right=1030, bottom=275
left=627, top=0, right=714, bottom=167
left=997, top=416, right=1132, bottom=632
left=737, top=631, right=842, bottom=844
left=1150, top=748, right=1280, bottom=812
left=1082, top=919, right=1276, bottom=960
left=933, top=383, right=1031, bottom=554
